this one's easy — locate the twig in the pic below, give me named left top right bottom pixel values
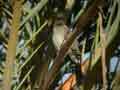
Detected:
left=99, top=11, right=108, bottom=90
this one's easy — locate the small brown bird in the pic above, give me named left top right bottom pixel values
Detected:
left=52, top=14, right=81, bottom=63
left=52, top=17, right=68, bottom=50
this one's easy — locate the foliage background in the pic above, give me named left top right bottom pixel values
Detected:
left=0, top=0, right=120, bottom=90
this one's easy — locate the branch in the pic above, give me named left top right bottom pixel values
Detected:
left=99, top=11, right=108, bottom=90
left=3, top=1, right=22, bottom=90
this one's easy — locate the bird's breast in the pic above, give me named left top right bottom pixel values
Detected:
left=52, top=25, right=66, bottom=50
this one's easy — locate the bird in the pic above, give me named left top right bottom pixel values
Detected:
left=52, top=15, right=68, bottom=51
left=52, top=13, right=81, bottom=64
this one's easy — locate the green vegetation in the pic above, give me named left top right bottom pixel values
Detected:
left=0, top=0, right=120, bottom=90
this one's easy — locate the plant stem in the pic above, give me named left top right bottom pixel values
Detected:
left=3, top=1, right=22, bottom=90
